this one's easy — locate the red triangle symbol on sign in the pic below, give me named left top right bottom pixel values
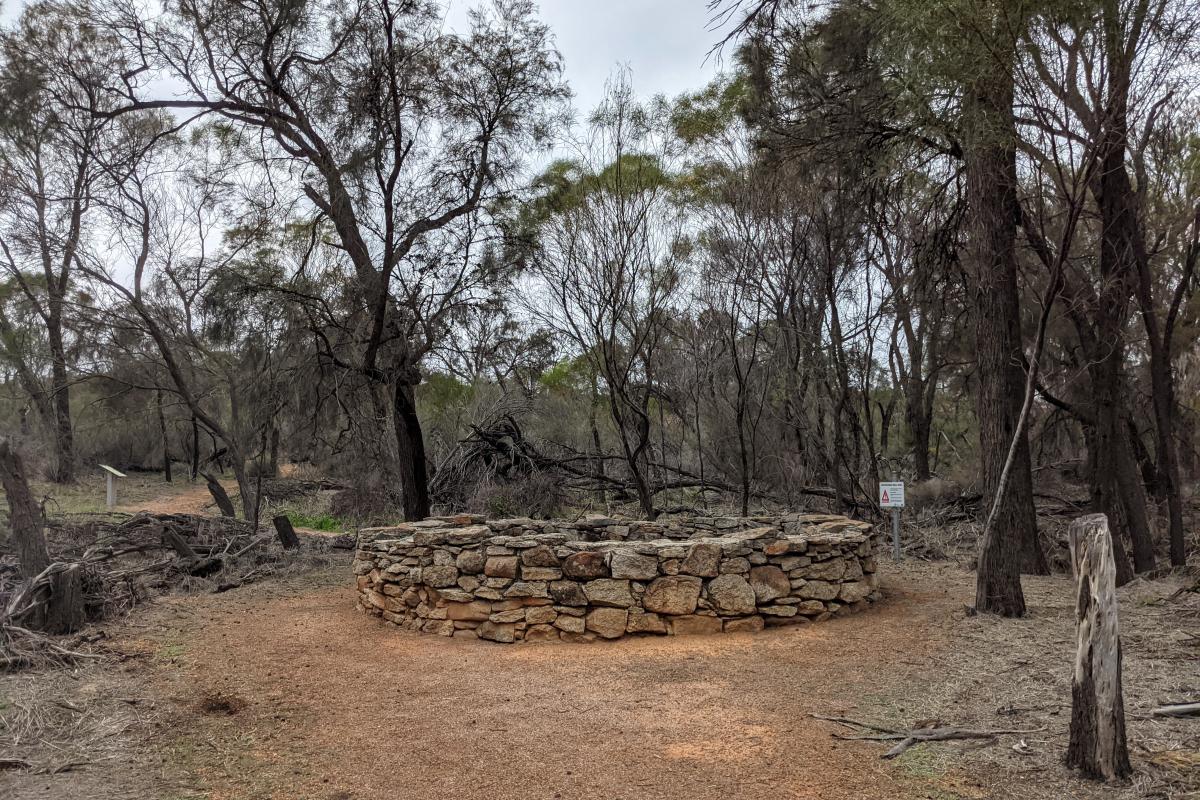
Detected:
left=882, top=490, right=890, bottom=503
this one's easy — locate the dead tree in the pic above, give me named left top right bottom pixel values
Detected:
left=1066, top=513, right=1131, bottom=781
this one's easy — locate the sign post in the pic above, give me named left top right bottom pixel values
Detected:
left=100, top=464, right=127, bottom=510
left=878, top=481, right=905, bottom=560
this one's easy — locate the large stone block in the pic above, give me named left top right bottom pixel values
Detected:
left=445, top=601, right=491, bottom=622
left=476, top=621, right=516, bottom=643
left=456, top=550, right=487, bottom=575
left=562, top=551, right=609, bottom=579
left=626, top=608, right=667, bottom=634
left=838, top=581, right=871, bottom=603
left=643, top=576, right=702, bottom=615
left=610, top=551, right=659, bottom=580
left=706, top=574, right=757, bottom=615
left=583, top=579, right=634, bottom=608
left=484, top=556, right=519, bottom=578
left=586, top=607, right=628, bottom=639
left=797, top=580, right=840, bottom=601
left=549, top=580, right=588, bottom=606
left=680, top=543, right=720, bottom=577
left=521, top=545, right=560, bottom=567
left=748, top=565, right=790, bottom=602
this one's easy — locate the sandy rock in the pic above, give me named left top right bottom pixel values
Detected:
left=484, top=556, right=519, bottom=578
left=456, top=550, right=487, bottom=575
left=476, top=621, right=516, bottom=643
left=553, top=614, right=586, bottom=634
left=422, top=565, right=458, bottom=588
left=562, top=551, right=609, bottom=579
left=610, top=551, right=659, bottom=580
left=524, top=624, right=559, bottom=643
left=724, top=615, right=765, bottom=633
left=549, top=580, right=588, bottom=606
left=521, top=545, right=560, bottom=567
left=680, top=543, right=721, bottom=577
left=445, top=601, right=491, bottom=622
left=625, top=608, right=668, bottom=634
left=525, top=606, right=558, bottom=625
left=583, top=579, right=634, bottom=608
left=706, top=574, right=757, bottom=615
left=586, top=607, right=628, bottom=639
left=838, top=581, right=871, bottom=603
left=748, top=565, right=790, bottom=602
left=798, top=580, right=840, bottom=601
left=642, top=576, right=702, bottom=615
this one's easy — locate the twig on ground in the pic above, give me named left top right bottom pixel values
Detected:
left=810, top=714, right=1046, bottom=759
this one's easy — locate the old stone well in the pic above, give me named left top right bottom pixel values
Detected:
left=353, top=513, right=881, bottom=643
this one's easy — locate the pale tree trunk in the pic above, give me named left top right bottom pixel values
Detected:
left=1066, top=513, right=1131, bottom=781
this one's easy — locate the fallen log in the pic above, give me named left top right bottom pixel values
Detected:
left=1150, top=703, right=1200, bottom=719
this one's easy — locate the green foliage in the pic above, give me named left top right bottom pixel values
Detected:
left=420, top=373, right=473, bottom=414
left=285, top=511, right=344, bottom=532
left=671, top=74, right=749, bottom=144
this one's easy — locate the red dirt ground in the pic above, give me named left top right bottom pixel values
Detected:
left=126, top=568, right=964, bottom=800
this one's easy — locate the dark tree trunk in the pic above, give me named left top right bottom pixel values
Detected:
left=190, top=415, right=200, bottom=481
left=272, top=515, right=301, bottom=549
left=268, top=426, right=280, bottom=478
left=203, top=471, right=238, bottom=518
left=157, top=389, right=172, bottom=483
left=393, top=378, right=431, bottom=521
left=0, top=438, right=51, bottom=579
left=46, top=314, right=74, bottom=484
left=966, top=40, right=1048, bottom=617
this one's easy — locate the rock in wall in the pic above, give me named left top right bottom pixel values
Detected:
left=353, top=513, right=880, bottom=643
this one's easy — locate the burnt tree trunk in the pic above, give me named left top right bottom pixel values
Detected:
left=157, top=389, right=172, bottom=483
left=966, top=30, right=1046, bottom=617
left=272, top=515, right=301, bottom=550
left=393, top=377, right=431, bottom=521
left=203, top=471, right=238, bottom=518
left=1066, top=513, right=1131, bottom=781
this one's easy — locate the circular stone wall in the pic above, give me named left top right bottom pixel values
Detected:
left=353, top=514, right=879, bottom=643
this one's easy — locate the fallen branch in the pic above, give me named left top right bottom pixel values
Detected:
left=810, top=714, right=1044, bottom=759
left=1150, top=702, right=1200, bottom=718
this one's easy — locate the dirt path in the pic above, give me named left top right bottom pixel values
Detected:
left=118, top=480, right=235, bottom=515
left=9, top=560, right=1192, bottom=800
left=124, top=568, right=969, bottom=800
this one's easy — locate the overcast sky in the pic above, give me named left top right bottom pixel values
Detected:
left=2, top=1, right=725, bottom=112
left=504, top=1, right=723, bottom=114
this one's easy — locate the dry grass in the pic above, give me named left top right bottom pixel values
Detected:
left=858, top=561, right=1200, bottom=800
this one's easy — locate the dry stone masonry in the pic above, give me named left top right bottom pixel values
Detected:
left=353, top=513, right=880, bottom=643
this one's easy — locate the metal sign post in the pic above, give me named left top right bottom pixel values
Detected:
left=100, top=464, right=127, bottom=510
left=878, top=481, right=905, bottom=560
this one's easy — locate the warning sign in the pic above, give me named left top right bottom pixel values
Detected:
left=879, top=481, right=905, bottom=509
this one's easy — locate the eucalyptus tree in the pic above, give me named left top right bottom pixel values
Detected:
left=89, top=0, right=566, bottom=519
left=0, top=4, right=116, bottom=481
left=527, top=81, right=687, bottom=518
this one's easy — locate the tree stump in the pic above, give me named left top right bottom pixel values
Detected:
left=202, top=471, right=238, bottom=518
left=1066, top=513, right=1131, bottom=781
left=272, top=515, right=301, bottom=550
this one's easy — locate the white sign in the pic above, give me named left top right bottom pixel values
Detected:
left=879, top=481, right=905, bottom=509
